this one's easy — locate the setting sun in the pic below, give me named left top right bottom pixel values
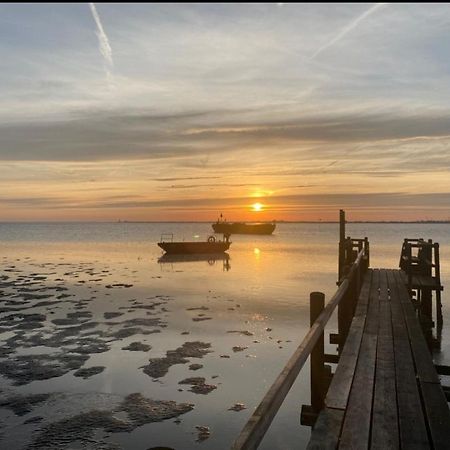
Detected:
left=252, top=202, right=264, bottom=212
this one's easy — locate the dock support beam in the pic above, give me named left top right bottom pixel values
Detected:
left=301, top=292, right=326, bottom=427
left=310, top=292, right=325, bottom=412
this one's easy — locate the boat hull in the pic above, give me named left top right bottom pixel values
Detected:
left=212, top=222, right=276, bottom=235
left=158, top=241, right=230, bottom=254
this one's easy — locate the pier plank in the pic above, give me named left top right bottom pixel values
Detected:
left=325, top=272, right=372, bottom=411
left=392, top=271, right=450, bottom=449
left=419, top=381, right=450, bottom=450
left=371, top=270, right=399, bottom=450
left=387, top=270, right=430, bottom=449
left=393, top=270, right=440, bottom=384
left=338, top=270, right=380, bottom=449
left=306, top=407, right=344, bottom=450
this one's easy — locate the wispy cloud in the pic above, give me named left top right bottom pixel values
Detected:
left=310, top=3, right=387, bottom=59
left=89, top=3, right=114, bottom=83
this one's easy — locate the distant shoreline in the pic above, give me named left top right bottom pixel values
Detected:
left=1, top=221, right=449, bottom=225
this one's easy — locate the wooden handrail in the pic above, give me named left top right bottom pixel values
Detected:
left=231, top=248, right=366, bottom=450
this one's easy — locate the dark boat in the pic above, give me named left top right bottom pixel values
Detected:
left=212, top=217, right=276, bottom=235
left=158, top=233, right=231, bottom=254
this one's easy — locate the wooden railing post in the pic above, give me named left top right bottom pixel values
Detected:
left=310, top=292, right=325, bottom=412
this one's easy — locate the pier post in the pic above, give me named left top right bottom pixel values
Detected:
left=310, top=292, right=325, bottom=412
left=364, top=237, right=370, bottom=270
left=435, top=243, right=443, bottom=326
left=338, top=210, right=346, bottom=282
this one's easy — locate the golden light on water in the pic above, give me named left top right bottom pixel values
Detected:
left=252, top=202, right=263, bottom=212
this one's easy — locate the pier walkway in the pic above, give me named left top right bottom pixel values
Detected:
left=232, top=211, right=449, bottom=450
left=308, top=268, right=450, bottom=449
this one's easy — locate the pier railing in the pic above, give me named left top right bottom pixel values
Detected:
left=231, top=239, right=369, bottom=450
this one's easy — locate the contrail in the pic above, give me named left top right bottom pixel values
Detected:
left=89, top=3, right=113, bottom=78
left=310, top=3, right=387, bottom=60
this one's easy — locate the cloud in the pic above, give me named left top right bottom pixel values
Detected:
left=2, top=108, right=450, bottom=178
left=310, top=3, right=387, bottom=59
left=3, top=192, right=449, bottom=212
left=89, top=3, right=114, bottom=82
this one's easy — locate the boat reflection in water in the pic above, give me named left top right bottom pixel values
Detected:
left=158, top=253, right=231, bottom=271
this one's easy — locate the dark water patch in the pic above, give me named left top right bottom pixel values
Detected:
left=189, top=364, right=203, bottom=371
left=24, top=415, right=44, bottom=424
left=123, top=302, right=165, bottom=311
left=0, top=393, right=51, bottom=416
left=29, top=410, right=132, bottom=449
left=142, top=341, right=212, bottom=379
left=0, top=346, right=15, bottom=357
left=0, top=353, right=89, bottom=385
left=227, top=330, right=254, bottom=337
left=186, top=306, right=209, bottom=311
left=0, top=313, right=47, bottom=331
left=105, top=283, right=133, bottom=289
left=17, top=293, right=53, bottom=301
left=147, top=447, right=176, bottom=450
left=73, top=366, right=105, bottom=379
left=16, top=287, right=48, bottom=293
left=51, top=286, right=68, bottom=291
left=192, top=317, right=212, bottom=322
left=51, top=318, right=89, bottom=326
left=68, top=311, right=92, bottom=318
left=228, top=403, right=246, bottom=412
left=121, top=393, right=194, bottom=427
left=104, top=312, right=123, bottom=319
left=33, top=300, right=62, bottom=308
left=195, top=425, right=211, bottom=442
left=178, top=377, right=217, bottom=395
left=232, top=346, right=248, bottom=352
left=122, top=342, right=152, bottom=352
left=108, top=327, right=160, bottom=340
left=70, top=339, right=110, bottom=355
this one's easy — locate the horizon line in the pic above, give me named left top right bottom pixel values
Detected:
left=0, top=220, right=449, bottom=224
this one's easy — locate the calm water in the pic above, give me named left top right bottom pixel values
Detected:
left=0, top=222, right=449, bottom=449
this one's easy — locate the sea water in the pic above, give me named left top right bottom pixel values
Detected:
left=0, top=222, right=448, bottom=449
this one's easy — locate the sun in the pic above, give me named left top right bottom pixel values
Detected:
left=252, top=202, right=263, bottom=212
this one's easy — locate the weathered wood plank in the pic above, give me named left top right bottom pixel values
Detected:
left=419, top=381, right=450, bottom=450
left=325, top=315, right=365, bottom=411
left=393, top=271, right=450, bottom=448
left=387, top=270, right=430, bottom=449
left=339, top=269, right=380, bottom=449
left=371, top=270, right=399, bottom=449
left=309, top=272, right=372, bottom=448
left=325, top=271, right=372, bottom=411
left=354, top=269, right=372, bottom=317
left=393, top=270, right=440, bottom=384
left=306, top=407, right=344, bottom=450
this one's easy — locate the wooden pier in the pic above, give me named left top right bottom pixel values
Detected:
left=232, top=211, right=449, bottom=450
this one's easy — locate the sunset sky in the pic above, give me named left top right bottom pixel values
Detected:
left=1, top=3, right=450, bottom=221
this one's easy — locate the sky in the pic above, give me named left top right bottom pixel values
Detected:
left=1, top=2, right=450, bottom=222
